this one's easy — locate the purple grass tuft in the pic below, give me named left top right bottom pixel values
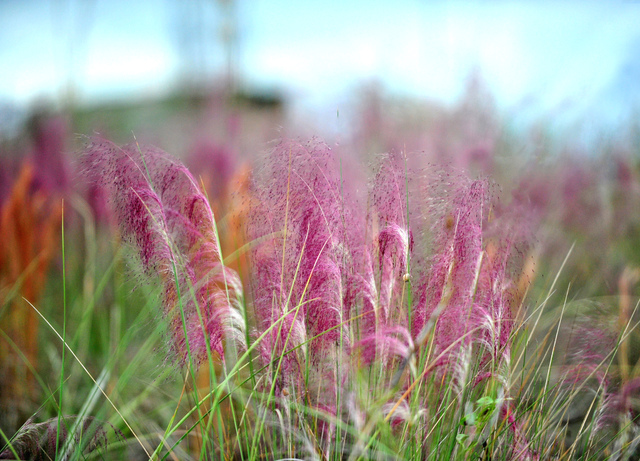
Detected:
left=410, top=171, right=531, bottom=381
left=250, top=139, right=348, bottom=350
left=83, top=138, right=245, bottom=364
left=248, top=138, right=351, bottom=402
left=412, top=177, right=488, bottom=356
left=344, top=153, right=412, bottom=345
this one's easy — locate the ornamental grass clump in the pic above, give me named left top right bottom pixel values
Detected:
left=368, top=153, right=413, bottom=332
left=249, top=140, right=346, bottom=361
left=247, top=139, right=350, bottom=452
left=76, top=136, right=612, bottom=459
left=242, top=139, right=538, bottom=458
left=83, top=139, right=245, bottom=365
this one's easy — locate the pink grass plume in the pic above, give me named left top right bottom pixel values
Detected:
left=83, top=138, right=245, bottom=365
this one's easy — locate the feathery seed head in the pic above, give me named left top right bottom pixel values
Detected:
left=83, top=138, right=245, bottom=364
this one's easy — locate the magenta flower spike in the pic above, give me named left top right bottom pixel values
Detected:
left=83, top=138, right=245, bottom=365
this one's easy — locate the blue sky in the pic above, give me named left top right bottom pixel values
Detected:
left=1, top=0, right=639, bottom=133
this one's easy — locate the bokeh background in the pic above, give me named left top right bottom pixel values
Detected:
left=2, top=0, right=639, bottom=148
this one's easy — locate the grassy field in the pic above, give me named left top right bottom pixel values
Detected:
left=1, top=88, right=640, bottom=460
